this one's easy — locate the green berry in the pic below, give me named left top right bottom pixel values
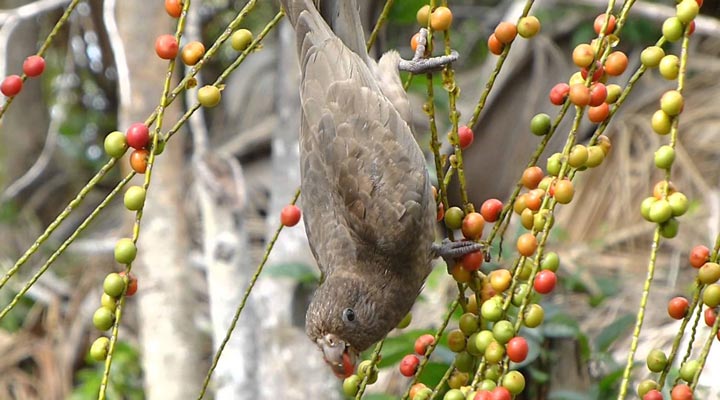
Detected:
left=447, top=329, right=467, bottom=352
left=502, top=370, right=526, bottom=395
left=103, top=273, right=126, bottom=297
left=605, top=84, right=622, bottom=104
left=659, top=55, right=680, bottom=80
left=455, top=351, right=474, bottom=373
left=93, top=306, right=115, bottom=331
left=478, top=379, right=496, bottom=391
left=480, top=296, right=503, bottom=322
left=230, top=29, right=253, bottom=51
left=641, top=197, right=657, bottom=221
left=660, top=218, right=679, bottom=238
left=649, top=199, right=672, bottom=223
left=646, top=349, right=668, bottom=372
left=492, top=320, right=514, bottom=344
left=676, top=0, right=699, bottom=24
left=668, top=192, right=688, bottom=216
left=568, top=144, right=588, bottom=168
left=654, top=145, right=675, bottom=169
left=342, top=374, right=360, bottom=397
left=101, top=293, right=118, bottom=311
left=124, top=186, right=146, bottom=211
left=679, top=359, right=700, bottom=382
left=641, top=46, right=665, bottom=68
left=444, top=206, right=464, bottom=230
left=703, top=284, right=720, bottom=307
left=484, top=340, right=505, bottom=363
left=541, top=252, right=560, bottom=272
left=660, top=90, right=684, bottom=116
left=104, top=131, right=128, bottom=158
left=114, top=238, right=137, bottom=264
left=473, top=330, right=495, bottom=354
left=530, top=113, right=552, bottom=136
left=90, top=336, right=110, bottom=361
left=546, top=153, right=562, bottom=176
left=651, top=109, right=672, bottom=135
left=698, top=263, right=720, bottom=285
left=443, top=389, right=465, bottom=400
left=662, top=17, right=684, bottom=42
left=637, top=379, right=658, bottom=397
left=198, top=85, right=221, bottom=108
left=459, top=313, right=479, bottom=336
left=524, top=304, right=544, bottom=328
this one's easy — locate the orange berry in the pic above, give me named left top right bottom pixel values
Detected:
left=494, top=22, right=517, bottom=44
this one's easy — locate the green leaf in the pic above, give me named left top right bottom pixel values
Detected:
left=594, top=314, right=634, bottom=352
left=388, top=0, right=427, bottom=24
left=418, top=361, right=452, bottom=388
left=369, top=330, right=426, bottom=368
left=263, top=262, right=319, bottom=284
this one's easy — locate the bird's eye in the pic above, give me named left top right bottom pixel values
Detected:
left=342, top=308, right=356, bottom=323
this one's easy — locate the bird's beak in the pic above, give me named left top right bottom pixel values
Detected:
left=317, top=334, right=357, bottom=379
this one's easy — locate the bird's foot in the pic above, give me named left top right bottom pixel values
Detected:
left=398, top=28, right=459, bottom=74
left=431, top=238, right=484, bottom=264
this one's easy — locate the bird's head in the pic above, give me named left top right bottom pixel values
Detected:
left=305, top=272, right=398, bottom=378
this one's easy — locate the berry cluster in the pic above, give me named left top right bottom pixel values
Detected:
left=1, top=55, right=46, bottom=98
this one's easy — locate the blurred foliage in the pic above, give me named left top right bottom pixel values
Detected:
left=71, top=341, right=144, bottom=400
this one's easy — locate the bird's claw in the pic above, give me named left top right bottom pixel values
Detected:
left=432, top=238, right=485, bottom=265
left=398, top=28, right=459, bottom=74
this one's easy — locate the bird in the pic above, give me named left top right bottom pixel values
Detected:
left=280, top=0, right=472, bottom=378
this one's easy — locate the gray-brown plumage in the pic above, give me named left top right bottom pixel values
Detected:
left=280, top=0, right=436, bottom=377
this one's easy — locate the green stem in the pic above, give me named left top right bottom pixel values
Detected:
left=355, top=340, right=385, bottom=399
left=366, top=0, right=394, bottom=52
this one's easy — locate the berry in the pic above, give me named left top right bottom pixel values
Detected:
left=668, top=296, right=689, bottom=319
left=480, top=199, right=503, bottom=222
left=414, top=334, right=435, bottom=356
left=502, top=370, right=526, bottom=395
left=459, top=313, right=479, bottom=336
left=410, top=33, right=420, bottom=52
left=506, top=336, right=529, bottom=362
left=553, top=179, right=574, bottom=204
left=93, top=306, right=115, bottom=331
left=638, top=380, right=659, bottom=397
left=568, top=145, right=589, bottom=168
left=703, top=284, right=720, bottom=307
left=124, top=186, right=146, bottom=211
left=444, top=207, right=464, bottom=230
left=670, top=384, right=693, bottom=400
left=447, top=329, right=467, bottom=352
left=481, top=296, right=503, bottom=322
left=606, top=84, right=622, bottom=103
left=430, top=6, right=453, bottom=31
left=487, top=34, right=505, bottom=55
left=534, top=270, right=557, bottom=294
left=416, top=5, right=430, bottom=26
left=679, top=360, right=700, bottom=382
left=521, top=166, right=544, bottom=189
left=1, top=75, right=23, bottom=97
left=104, top=131, right=128, bottom=158
left=490, top=386, right=512, bottom=400
left=280, top=204, right=301, bottom=226
left=342, top=374, right=360, bottom=397
left=399, top=354, right=420, bottom=377
left=458, top=125, right=474, bottom=149
left=676, top=0, right=700, bottom=24
left=198, top=85, right=221, bottom=107
left=494, top=22, right=517, bottom=44
left=492, top=320, right=514, bottom=344
left=605, top=51, right=628, bottom=76
left=516, top=233, right=537, bottom=257
left=90, top=336, right=110, bottom=361
left=524, top=304, right=544, bottom=328
left=530, top=113, right=551, bottom=136
left=660, top=90, right=684, bottom=116
left=155, top=34, right=179, bottom=59
left=689, top=245, right=710, bottom=268
left=654, top=145, right=675, bottom=169
left=647, top=348, right=668, bottom=372
left=594, top=13, right=617, bottom=34
left=461, top=250, right=484, bottom=272
left=659, top=55, right=680, bottom=80
left=698, top=263, right=720, bottom=284
left=651, top=110, right=672, bottom=135
left=589, top=83, right=607, bottom=107
left=643, top=390, right=663, bottom=400
left=103, top=273, right=125, bottom=297
left=489, top=269, right=512, bottom=293
left=704, top=307, right=717, bottom=327
left=588, top=103, right=610, bottom=123
left=130, top=149, right=149, bottom=173
left=181, top=41, right=205, bottom=66
left=517, top=16, right=541, bottom=38
left=23, top=55, right=46, bottom=77
left=662, top=17, right=684, bottom=42
left=572, top=44, right=595, bottom=68
left=461, top=212, right=485, bottom=239
left=165, top=0, right=183, bottom=18
left=231, top=29, right=253, bottom=52
left=641, top=46, right=665, bottom=68
left=101, top=293, right=117, bottom=311
left=126, top=123, right=150, bottom=149
left=119, top=271, right=138, bottom=296
left=114, top=238, right=138, bottom=264
left=397, top=313, right=412, bottom=329
left=484, top=340, right=505, bottom=363
left=569, top=84, right=590, bottom=107
left=549, top=83, right=570, bottom=105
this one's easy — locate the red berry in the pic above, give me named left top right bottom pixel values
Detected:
left=280, top=204, right=301, bottom=227
left=589, top=83, right=608, bottom=107
left=705, top=307, right=717, bottom=327
left=581, top=62, right=605, bottom=82
left=549, top=83, right=570, bottom=105
left=594, top=13, right=617, bottom=34
left=506, top=336, right=529, bottom=363
left=605, top=51, right=629, bottom=76
left=480, top=199, right=503, bottom=223
left=126, top=123, right=150, bottom=149
left=399, top=354, right=420, bottom=377
left=461, top=250, right=484, bottom=272
left=670, top=383, right=693, bottom=400
left=414, top=334, right=435, bottom=356
left=119, top=271, right=138, bottom=296
left=668, top=297, right=690, bottom=320
left=155, top=34, right=179, bottom=60
left=458, top=125, right=474, bottom=149
left=23, top=56, right=46, bottom=77
left=534, top=270, right=557, bottom=294
left=487, top=34, right=505, bottom=56
left=588, top=103, right=610, bottom=123
left=474, top=391, right=492, bottom=400
left=461, top=212, right=485, bottom=240
left=689, top=245, right=709, bottom=268
left=569, top=84, right=591, bottom=107
left=1, top=75, right=23, bottom=97
left=643, top=389, right=664, bottom=400
left=491, top=386, right=512, bottom=400
left=165, top=0, right=183, bottom=18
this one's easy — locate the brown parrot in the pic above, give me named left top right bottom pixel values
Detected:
left=280, top=0, right=471, bottom=378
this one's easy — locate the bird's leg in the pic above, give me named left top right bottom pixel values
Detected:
left=431, top=238, right=484, bottom=265
left=398, top=28, right=459, bottom=74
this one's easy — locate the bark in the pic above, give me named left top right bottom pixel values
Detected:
left=114, top=1, right=205, bottom=398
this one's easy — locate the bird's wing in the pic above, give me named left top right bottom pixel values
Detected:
left=300, top=38, right=432, bottom=260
